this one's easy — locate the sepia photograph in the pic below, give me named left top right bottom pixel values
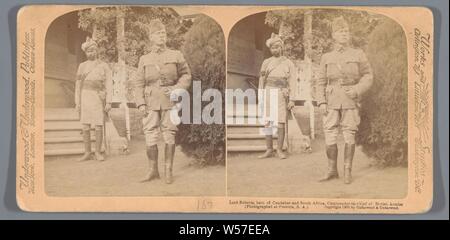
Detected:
left=226, top=9, right=409, bottom=199
left=43, top=6, right=226, bottom=197
left=16, top=5, right=434, bottom=213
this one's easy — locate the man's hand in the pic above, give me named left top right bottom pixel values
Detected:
left=287, top=101, right=295, bottom=110
left=319, top=103, right=328, bottom=116
left=162, top=86, right=173, bottom=97
left=138, top=105, right=147, bottom=116
left=104, top=103, right=112, bottom=113
left=344, top=86, right=358, bottom=99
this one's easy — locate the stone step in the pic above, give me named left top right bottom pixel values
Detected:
left=44, top=141, right=97, bottom=151
left=44, top=120, right=85, bottom=131
left=225, top=116, right=264, bottom=125
left=44, top=148, right=85, bottom=156
left=44, top=148, right=105, bottom=156
left=226, top=145, right=267, bottom=152
left=227, top=138, right=279, bottom=147
left=226, top=124, right=264, bottom=134
left=227, top=133, right=278, bottom=139
left=44, top=136, right=96, bottom=143
left=44, top=129, right=95, bottom=138
left=45, top=108, right=79, bottom=121
left=226, top=111, right=261, bottom=118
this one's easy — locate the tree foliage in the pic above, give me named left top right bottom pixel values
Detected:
left=78, top=6, right=192, bottom=66
left=265, top=9, right=380, bottom=62
left=176, top=15, right=226, bottom=166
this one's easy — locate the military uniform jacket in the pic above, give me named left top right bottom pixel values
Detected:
left=133, top=47, right=191, bottom=110
left=316, top=46, right=373, bottom=109
left=259, top=56, right=296, bottom=90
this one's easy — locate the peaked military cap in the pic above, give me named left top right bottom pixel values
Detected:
left=148, top=19, right=166, bottom=34
left=331, top=16, right=350, bottom=32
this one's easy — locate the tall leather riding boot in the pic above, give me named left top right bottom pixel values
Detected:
left=344, top=143, right=355, bottom=184
left=94, top=128, right=105, bottom=161
left=77, top=130, right=92, bottom=162
left=165, top=144, right=175, bottom=184
left=140, top=145, right=160, bottom=182
left=276, top=127, right=287, bottom=159
left=258, top=135, right=274, bottom=159
left=319, top=144, right=339, bottom=182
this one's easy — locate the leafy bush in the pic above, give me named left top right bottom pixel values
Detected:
left=176, top=15, right=226, bottom=166
left=356, top=18, right=408, bottom=166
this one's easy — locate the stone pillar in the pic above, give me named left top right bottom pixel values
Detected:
left=104, top=7, right=130, bottom=155
left=287, top=11, right=315, bottom=153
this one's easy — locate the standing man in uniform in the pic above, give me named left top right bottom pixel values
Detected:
left=316, top=17, right=373, bottom=184
left=258, top=33, right=297, bottom=160
left=132, top=19, right=191, bottom=184
left=75, top=37, right=113, bottom=162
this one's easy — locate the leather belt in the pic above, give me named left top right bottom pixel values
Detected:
left=327, top=78, right=357, bottom=86
left=265, top=77, right=288, bottom=88
left=82, top=81, right=103, bottom=91
left=145, top=79, right=175, bottom=87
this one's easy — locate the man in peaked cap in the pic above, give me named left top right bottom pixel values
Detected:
left=132, top=19, right=192, bottom=184
left=316, top=16, right=373, bottom=184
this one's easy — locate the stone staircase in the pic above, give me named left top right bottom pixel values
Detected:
left=226, top=104, right=278, bottom=152
left=226, top=102, right=323, bottom=153
left=44, top=108, right=97, bottom=157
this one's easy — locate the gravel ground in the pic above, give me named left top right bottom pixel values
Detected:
left=46, top=136, right=407, bottom=199
left=45, top=136, right=226, bottom=197
left=227, top=138, right=408, bottom=199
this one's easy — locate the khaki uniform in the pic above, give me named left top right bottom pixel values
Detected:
left=316, top=46, right=373, bottom=145
left=76, top=60, right=112, bottom=126
left=133, top=47, right=191, bottom=146
left=259, top=56, right=297, bottom=124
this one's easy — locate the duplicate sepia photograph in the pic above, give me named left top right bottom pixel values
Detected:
left=16, top=5, right=433, bottom=213
left=43, top=6, right=226, bottom=197
left=226, top=9, right=409, bottom=199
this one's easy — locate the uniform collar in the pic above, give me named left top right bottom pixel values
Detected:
left=334, top=43, right=349, bottom=53
left=151, top=44, right=166, bottom=54
left=271, top=55, right=286, bottom=60
left=86, top=59, right=100, bottom=64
